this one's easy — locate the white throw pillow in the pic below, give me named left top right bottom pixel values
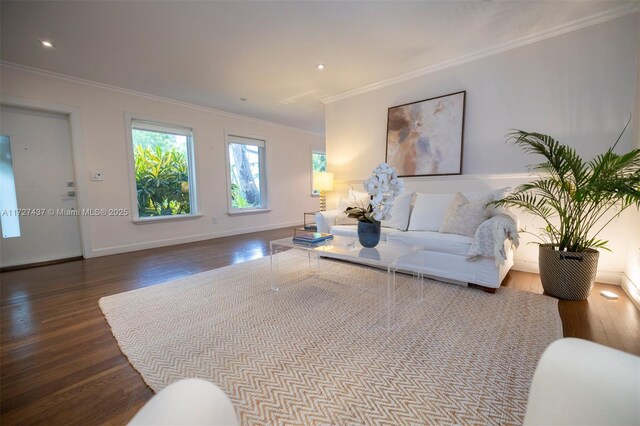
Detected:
left=381, top=192, right=414, bottom=230
left=439, top=192, right=492, bottom=237
left=335, top=213, right=358, bottom=225
left=350, top=189, right=370, bottom=200
left=407, top=193, right=455, bottom=231
left=338, top=189, right=370, bottom=210
left=335, top=190, right=370, bottom=225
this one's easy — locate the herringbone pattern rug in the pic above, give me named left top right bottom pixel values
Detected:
left=100, top=252, right=562, bottom=425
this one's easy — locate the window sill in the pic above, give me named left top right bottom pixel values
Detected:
left=228, top=209, right=272, bottom=216
left=133, top=214, right=203, bottom=224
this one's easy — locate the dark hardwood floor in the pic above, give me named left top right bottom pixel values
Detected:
left=1, top=226, right=639, bottom=425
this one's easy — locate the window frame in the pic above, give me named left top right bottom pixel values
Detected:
left=124, top=113, right=200, bottom=224
left=310, top=149, right=327, bottom=196
left=224, top=130, right=270, bottom=215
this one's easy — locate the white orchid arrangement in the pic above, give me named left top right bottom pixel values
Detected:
left=345, top=163, right=404, bottom=223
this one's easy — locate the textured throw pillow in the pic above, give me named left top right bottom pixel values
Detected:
left=439, top=192, right=492, bottom=237
left=381, top=192, right=414, bottom=230
left=407, top=193, right=455, bottom=231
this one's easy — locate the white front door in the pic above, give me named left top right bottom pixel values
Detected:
left=0, top=106, right=82, bottom=267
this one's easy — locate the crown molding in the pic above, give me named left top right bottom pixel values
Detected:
left=0, top=61, right=325, bottom=138
left=321, top=4, right=639, bottom=104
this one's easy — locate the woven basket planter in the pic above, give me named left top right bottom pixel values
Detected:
left=538, top=244, right=599, bottom=300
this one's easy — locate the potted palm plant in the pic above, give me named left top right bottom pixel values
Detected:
left=491, top=122, right=640, bottom=300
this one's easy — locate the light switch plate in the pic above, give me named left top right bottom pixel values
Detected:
left=91, top=171, right=104, bottom=181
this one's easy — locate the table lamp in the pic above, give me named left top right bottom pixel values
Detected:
left=313, top=171, right=334, bottom=211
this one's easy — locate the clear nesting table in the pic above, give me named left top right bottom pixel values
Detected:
left=269, top=235, right=423, bottom=329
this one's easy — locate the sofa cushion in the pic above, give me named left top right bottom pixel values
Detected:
left=439, top=192, right=492, bottom=237
left=330, top=225, right=400, bottom=242
left=381, top=192, right=414, bottom=231
left=386, top=230, right=473, bottom=257
left=407, top=193, right=455, bottom=231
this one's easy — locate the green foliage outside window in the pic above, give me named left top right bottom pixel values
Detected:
left=312, top=152, right=326, bottom=172
left=312, top=152, right=327, bottom=195
left=134, top=144, right=191, bottom=217
left=230, top=183, right=250, bottom=208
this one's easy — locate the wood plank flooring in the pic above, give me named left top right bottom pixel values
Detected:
left=1, top=226, right=639, bottom=425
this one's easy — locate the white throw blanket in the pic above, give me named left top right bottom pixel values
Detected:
left=467, top=214, right=520, bottom=265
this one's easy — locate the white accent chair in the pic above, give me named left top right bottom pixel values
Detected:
left=524, top=338, right=640, bottom=425
left=128, top=378, right=238, bottom=426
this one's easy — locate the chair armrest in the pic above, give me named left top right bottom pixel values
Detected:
left=315, top=210, right=343, bottom=234
left=524, top=338, right=640, bottom=425
left=128, top=378, right=238, bottom=425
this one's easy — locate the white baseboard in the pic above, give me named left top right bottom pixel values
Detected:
left=621, top=274, right=640, bottom=311
left=512, top=259, right=623, bottom=285
left=89, top=221, right=302, bottom=258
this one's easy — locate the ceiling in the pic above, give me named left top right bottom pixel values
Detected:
left=1, top=1, right=637, bottom=135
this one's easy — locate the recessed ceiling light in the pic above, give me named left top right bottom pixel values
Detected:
left=316, top=64, right=325, bottom=70
left=39, top=40, right=55, bottom=48
left=239, top=97, right=248, bottom=102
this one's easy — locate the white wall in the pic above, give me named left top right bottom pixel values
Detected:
left=325, top=13, right=640, bottom=283
left=0, top=65, right=325, bottom=257
left=624, top=29, right=640, bottom=305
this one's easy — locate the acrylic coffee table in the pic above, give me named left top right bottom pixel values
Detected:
left=269, top=235, right=423, bottom=329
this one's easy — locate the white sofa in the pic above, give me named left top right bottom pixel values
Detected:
left=315, top=189, right=517, bottom=292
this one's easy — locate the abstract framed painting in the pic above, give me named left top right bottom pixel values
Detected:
left=385, top=91, right=466, bottom=177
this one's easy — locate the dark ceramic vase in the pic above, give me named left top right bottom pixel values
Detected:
left=357, top=220, right=381, bottom=248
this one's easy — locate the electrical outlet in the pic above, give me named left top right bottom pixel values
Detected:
left=212, top=216, right=218, bottom=224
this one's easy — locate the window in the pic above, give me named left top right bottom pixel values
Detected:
left=127, top=118, right=197, bottom=221
left=226, top=133, right=268, bottom=213
left=0, top=135, right=20, bottom=238
left=311, top=151, right=327, bottom=195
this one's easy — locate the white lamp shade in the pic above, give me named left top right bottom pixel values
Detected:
left=313, top=172, right=334, bottom=192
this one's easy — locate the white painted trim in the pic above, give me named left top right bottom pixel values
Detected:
left=224, top=129, right=270, bottom=214
left=89, top=220, right=302, bottom=257
left=597, top=271, right=625, bottom=287
left=123, top=112, right=200, bottom=222
left=621, top=273, right=640, bottom=311
left=513, top=259, right=623, bottom=286
left=321, top=4, right=640, bottom=104
left=335, top=172, right=531, bottom=186
left=0, top=61, right=325, bottom=138
left=133, top=214, right=203, bottom=224
left=0, top=95, right=94, bottom=258
left=227, top=209, right=272, bottom=216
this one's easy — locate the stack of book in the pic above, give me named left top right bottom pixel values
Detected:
left=292, top=232, right=334, bottom=245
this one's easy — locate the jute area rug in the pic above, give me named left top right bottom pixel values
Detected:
left=100, top=252, right=562, bottom=425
